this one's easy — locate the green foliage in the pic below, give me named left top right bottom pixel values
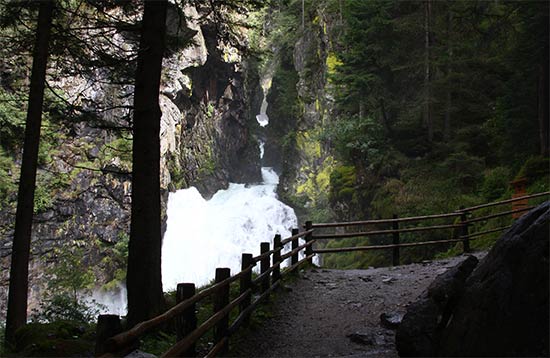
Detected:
left=0, top=147, right=16, bottom=205
left=481, top=167, right=511, bottom=201
left=102, top=231, right=129, bottom=290
left=517, top=156, right=550, bottom=182
left=329, top=166, right=356, bottom=203
left=33, top=184, right=54, bottom=214
left=323, top=115, right=386, bottom=166
left=0, top=90, right=26, bottom=151
left=100, top=137, right=132, bottom=170
left=32, top=246, right=100, bottom=324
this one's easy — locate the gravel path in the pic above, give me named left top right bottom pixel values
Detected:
left=232, top=252, right=486, bottom=358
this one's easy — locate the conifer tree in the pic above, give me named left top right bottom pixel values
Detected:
left=126, top=0, right=167, bottom=327
left=5, top=0, right=54, bottom=346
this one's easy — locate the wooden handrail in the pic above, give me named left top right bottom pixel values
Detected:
left=465, top=206, right=534, bottom=224
left=460, top=225, right=512, bottom=239
left=100, top=192, right=548, bottom=357
left=160, top=288, right=252, bottom=357
left=252, top=246, right=281, bottom=263
left=280, top=240, right=314, bottom=261
left=310, top=212, right=463, bottom=228
left=280, top=229, right=314, bottom=245
left=228, top=281, right=281, bottom=336
left=458, top=191, right=549, bottom=212
left=281, top=253, right=316, bottom=275
left=312, top=223, right=462, bottom=240
left=104, top=266, right=253, bottom=352
left=252, top=261, right=281, bottom=286
left=313, top=238, right=473, bottom=253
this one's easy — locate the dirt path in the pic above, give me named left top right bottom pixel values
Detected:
left=232, top=252, right=485, bottom=358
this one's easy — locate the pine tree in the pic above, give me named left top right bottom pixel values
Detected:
left=5, top=0, right=54, bottom=347
left=126, top=0, right=168, bottom=327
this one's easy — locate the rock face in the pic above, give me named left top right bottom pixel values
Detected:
left=0, top=4, right=262, bottom=318
left=439, top=202, right=549, bottom=357
left=396, top=202, right=550, bottom=357
left=396, top=255, right=479, bottom=356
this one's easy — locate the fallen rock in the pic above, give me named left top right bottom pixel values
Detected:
left=396, top=202, right=550, bottom=357
left=380, top=312, right=403, bottom=329
left=396, top=255, right=478, bottom=356
left=347, top=332, right=374, bottom=345
left=439, top=201, right=549, bottom=357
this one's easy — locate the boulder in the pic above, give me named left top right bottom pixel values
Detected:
left=396, top=255, right=479, bottom=356
left=439, top=201, right=549, bottom=357
left=396, top=201, right=549, bottom=357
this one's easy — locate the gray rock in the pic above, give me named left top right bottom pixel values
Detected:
left=396, top=202, right=550, bottom=357
left=396, top=255, right=479, bottom=356
left=439, top=201, right=549, bottom=357
left=379, top=312, right=403, bottom=329
left=124, top=350, right=157, bottom=358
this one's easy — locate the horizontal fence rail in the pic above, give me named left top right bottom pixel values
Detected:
left=310, top=191, right=549, bottom=266
left=96, top=191, right=547, bottom=357
left=96, top=228, right=316, bottom=358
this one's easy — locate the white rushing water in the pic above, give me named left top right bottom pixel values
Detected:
left=93, top=77, right=297, bottom=312
left=161, top=86, right=299, bottom=290
left=161, top=168, right=297, bottom=290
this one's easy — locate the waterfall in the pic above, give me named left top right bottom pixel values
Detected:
left=161, top=90, right=298, bottom=290
left=93, top=80, right=296, bottom=313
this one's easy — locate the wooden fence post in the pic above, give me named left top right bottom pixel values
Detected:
left=213, top=268, right=230, bottom=354
left=305, top=221, right=313, bottom=264
left=460, top=206, right=470, bottom=253
left=176, top=283, right=196, bottom=357
left=95, top=314, right=122, bottom=356
left=260, top=242, right=270, bottom=295
left=240, top=253, right=253, bottom=319
left=273, top=234, right=282, bottom=282
left=392, top=214, right=400, bottom=266
left=291, top=228, right=299, bottom=266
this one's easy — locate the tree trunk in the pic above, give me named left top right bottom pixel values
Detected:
left=538, top=61, right=549, bottom=157
left=424, top=0, right=433, bottom=142
left=444, top=2, right=453, bottom=141
left=5, top=0, right=53, bottom=347
left=126, top=0, right=167, bottom=328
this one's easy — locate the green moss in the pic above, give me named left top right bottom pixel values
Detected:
left=329, top=165, right=356, bottom=203
left=326, top=52, right=342, bottom=77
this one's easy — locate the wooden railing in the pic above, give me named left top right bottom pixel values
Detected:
left=95, top=228, right=316, bottom=357
left=95, top=191, right=548, bottom=357
left=310, top=191, right=549, bottom=266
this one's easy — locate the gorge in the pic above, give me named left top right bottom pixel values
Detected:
left=0, top=0, right=548, bottom=344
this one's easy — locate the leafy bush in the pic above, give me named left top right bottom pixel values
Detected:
left=0, top=148, right=16, bottom=204
left=481, top=167, right=511, bottom=201
left=517, top=156, right=550, bottom=182
left=32, top=246, right=100, bottom=324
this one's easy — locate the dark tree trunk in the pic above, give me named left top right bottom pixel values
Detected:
left=126, top=0, right=167, bottom=328
left=424, top=0, right=433, bottom=142
left=5, top=0, right=53, bottom=347
left=538, top=61, right=549, bottom=157
left=444, top=2, right=453, bottom=141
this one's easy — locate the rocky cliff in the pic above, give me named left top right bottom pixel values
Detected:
left=0, top=3, right=262, bottom=317
left=263, top=5, right=336, bottom=223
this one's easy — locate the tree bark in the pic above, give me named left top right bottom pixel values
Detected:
left=424, top=0, right=433, bottom=142
left=538, top=61, right=549, bottom=157
left=444, top=2, right=453, bottom=141
left=5, top=0, right=53, bottom=347
left=126, top=0, right=167, bottom=328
